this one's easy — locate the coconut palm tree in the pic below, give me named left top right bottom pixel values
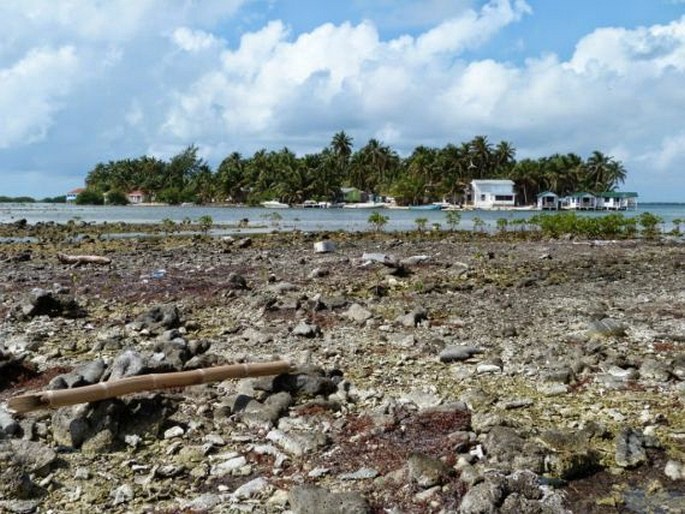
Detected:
left=585, top=151, right=627, bottom=193
left=217, top=152, right=247, bottom=203
left=468, top=135, right=494, bottom=179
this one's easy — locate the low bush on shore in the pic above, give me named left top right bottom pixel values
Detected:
left=528, top=212, right=646, bottom=239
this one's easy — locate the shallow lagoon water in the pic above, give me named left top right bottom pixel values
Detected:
left=0, top=202, right=683, bottom=233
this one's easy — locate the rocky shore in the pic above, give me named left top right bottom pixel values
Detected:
left=0, top=227, right=684, bottom=513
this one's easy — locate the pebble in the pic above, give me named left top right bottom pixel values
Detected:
left=537, top=383, right=570, bottom=396
left=210, top=456, right=248, bottom=477
left=344, top=303, right=373, bottom=324
left=288, top=485, right=370, bottom=514
left=163, top=426, right=185, bottom=439
left=110, top=484, right=134, bottom=505
left=439, top=345, right=483, bottom=363
left=314, top=241, right=335, bottom=253
left=476, top=363, right=501, bottom=374
left=233, top=477, right=270, bottom=499
left=339, top=467, right=379, bottom=480
left=502, top=398, right=534, bottom=410
left=664, top=460, right=685, bottom=481
left=0, top=500, right=41, bottom=514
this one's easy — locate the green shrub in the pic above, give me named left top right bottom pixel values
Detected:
left=472, top=216, right=486, bottom=232
left=75, top=189, right=104, bottom=205
left=528, top=212, right=645, bottom=239
left=445, top=210, right=461, bottom=231
left=368, top=211, right=389, bottom=232
left=197, top=215, right=213, bottom=235
left=638, top=212, right=662, bottom=238
left=106, top=190, right=129, bottom=205
left=496, top=218, right=508, bottom=233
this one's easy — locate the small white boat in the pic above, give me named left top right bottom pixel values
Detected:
left=261, top=200, right=290, bottom=209
left=342, top=202, right=387, bottom=209
left=408, top=204, right=442, bottom=211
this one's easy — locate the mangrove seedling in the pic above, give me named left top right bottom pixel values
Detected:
left=368, top=211, right=389, bottom=232
left=445, top=210, right=461, bottom=231
left=414, top=217, right=428, bottom=232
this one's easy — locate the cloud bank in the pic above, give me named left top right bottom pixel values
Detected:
left=0, top=0, right=684, bottom=200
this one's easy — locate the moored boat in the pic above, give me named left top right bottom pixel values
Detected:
left=342, top=202, right=387, bottom=209
left=261, top=200, right=290, bottom=209
left=408, top=204, right=442, bottom=211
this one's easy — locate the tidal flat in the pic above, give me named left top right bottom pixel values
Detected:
left=0, top=227, right=684, bottom=513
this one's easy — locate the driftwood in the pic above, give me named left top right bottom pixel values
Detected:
left=8, top=360, right=293, bottom=413
left=57, top=253, right=112, bottom=265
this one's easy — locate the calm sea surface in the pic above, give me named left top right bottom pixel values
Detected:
left=0, top=202, right=684, bottom=233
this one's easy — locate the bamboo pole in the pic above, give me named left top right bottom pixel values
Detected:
left=8, top=360, right=293, bottom=413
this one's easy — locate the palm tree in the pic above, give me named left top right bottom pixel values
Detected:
left=511, top=158, right=544, bottom=206
left=468, top=135, right=494, bottom=179
left=493, top=141, right=516, bottom=176
left=331, top=131, right=353, bottom=160
left=352, top=138, right=401, bottom=194
left=217, top=152, right=247, bottom=203
left=585, top=151, right=627, bottom=193
left=403, top=146, right=439, bottom=203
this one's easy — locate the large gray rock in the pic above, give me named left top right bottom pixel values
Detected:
left=458, top=479, right=506, bottom=514
left=0, top=407, right=20, bottom=437
left=288, top=485, right=370, bottom=514
left=49, top=359, right=107, bottom=390
left=538, top=429, right=601, bottom=479
left=240, top=392, right=293, bottom=429
left=344, top=303, right=373, bottom=324
left=11, top=288, right=85, bottom=320
left=587, top=318, right=627, bottom=338
left=292, top=321, right=321, bottom=338
left=407, top=453, right=451, bottom=487
left=615, top=427, right=646, bottom=468
left=107, top=350, right=146, bottom=380
left=52, top=402, right=120, bottom=452
left=440, top=345, right=483, bottom=363
left=396, top=307, right=428, bottom=328
left=136, top=304, right=181, bottom=331
left=0, top=440, right=57, bottom=475
left=226, top=272, right=248, bottom=290
left=483, top=426, right=545, bottom=474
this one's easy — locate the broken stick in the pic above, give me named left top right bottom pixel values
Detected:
left=57, top=253, right=112, bottom=265
left=8, top=360, right=293, bottom=413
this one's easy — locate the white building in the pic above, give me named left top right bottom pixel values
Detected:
left=66, top=188, right=84, bottom=203
left=470, top=180, right=516, bottom=209
left=127, top=190, right=148, bottom=204
left=596, top=192, right=638, bottom=210
left=562, top=192, right=596, bottom=210
left=536, top=191, right=560, bottom=210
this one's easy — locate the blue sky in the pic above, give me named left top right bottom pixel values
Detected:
left=1, top=0, right=684, bottom=201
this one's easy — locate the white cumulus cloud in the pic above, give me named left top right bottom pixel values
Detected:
left=1, top=0, right=685, bottom=201
left=0, top=46, right=78, bottom=148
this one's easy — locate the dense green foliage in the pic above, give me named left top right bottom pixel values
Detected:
left=105, top=191, right=129, bottom=205
left=528, top=212, right=642, bottom=238
left=75, top=189, right=105, bottom=205
left=41, top=196, right=67, bottom=203
left=81, top=134, right=628, bottom=206
left=0, top=196, right=35, bottom=203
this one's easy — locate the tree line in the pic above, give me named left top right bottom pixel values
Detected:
left=80, top=132, right=627, bottom=206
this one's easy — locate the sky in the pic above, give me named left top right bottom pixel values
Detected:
left=1, top=0, right=684, bottom=201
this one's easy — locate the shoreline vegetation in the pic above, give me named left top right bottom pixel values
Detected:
left=11, top=132, right=631, bottom=207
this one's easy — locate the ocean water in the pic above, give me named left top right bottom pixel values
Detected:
left=0, top=202, right=683, bottom=233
